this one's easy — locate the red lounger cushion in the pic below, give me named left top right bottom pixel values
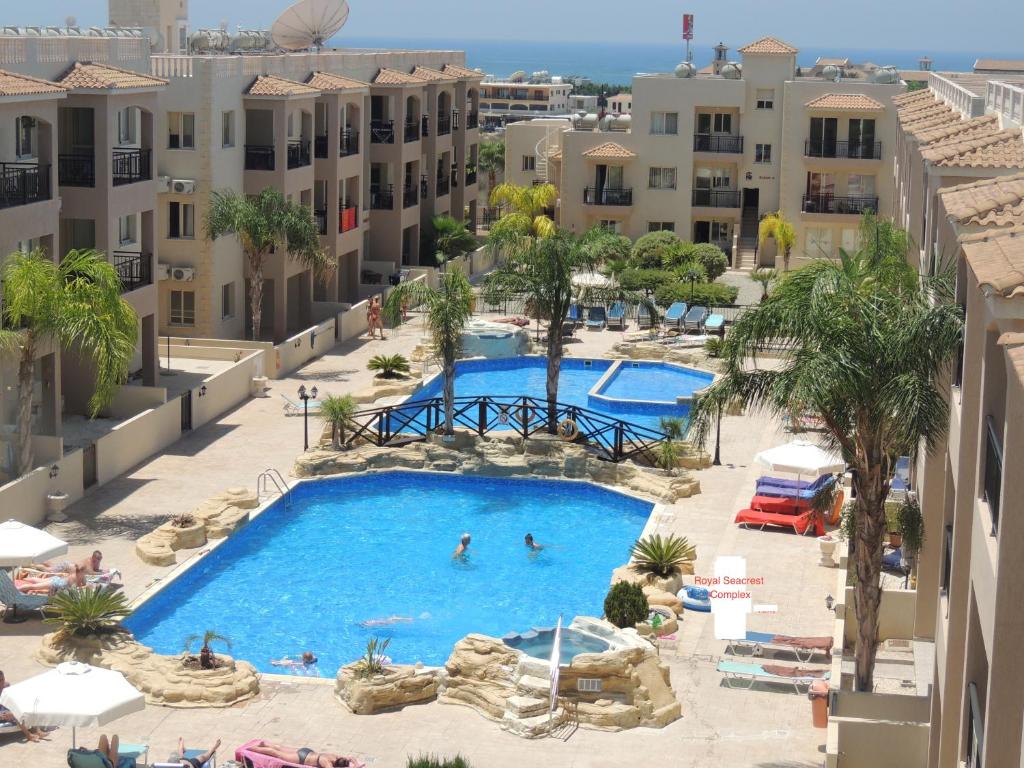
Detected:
left=734, top=508, right=824, bottom=536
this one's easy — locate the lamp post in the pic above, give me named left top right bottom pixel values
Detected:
left=298, top=384, right=318, bottom=450
left=712, top=400, right=723, bottom=466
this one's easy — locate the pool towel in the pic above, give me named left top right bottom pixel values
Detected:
left=235, top=740, right=365, bottom=768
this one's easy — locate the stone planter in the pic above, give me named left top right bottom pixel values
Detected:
left=335, top=663, right=440, bottom=714
left=170, top=521, right=207, bottom=549
left=817, top=535, right=838, bottom=567
left=611, top=563, right=688, bottom=595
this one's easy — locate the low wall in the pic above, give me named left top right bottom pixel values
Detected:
left=95, top=399, right=182, bottom=486
left=833, top=690, right=930, bottom=722
left=339, top=301, right=369, bottom=342
left=273, top=318, right=336, bottom=378
left=103, top=385, right=168, bottom=420
left=30, top=435, right=64, bottom=465
left=830, top=717, right=930, bottom=768
left=842, top=586, right=917, bottom=644
left=0, top=448, right=85, bottom=526
left=191, top=351, right=263, bottom=430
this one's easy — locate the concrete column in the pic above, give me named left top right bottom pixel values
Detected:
left=141, top=313, right=158, bottom=387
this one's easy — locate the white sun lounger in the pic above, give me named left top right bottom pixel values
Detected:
left=717, top=659, right=829, bottom=694
left=0, top=569, right=49, bottom=619
left=281, top=394, right=323, bottom=416
left=725, top=631, right=833, bottom=663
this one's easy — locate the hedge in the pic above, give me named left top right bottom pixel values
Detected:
left=619, top=268, right=677, bottom=293
left=629, top=230, right=681, bottom=269
left=654, top=281, right=739, bottom=307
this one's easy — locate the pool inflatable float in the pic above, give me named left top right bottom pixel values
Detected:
left=679, top=584, right=711, bottom=612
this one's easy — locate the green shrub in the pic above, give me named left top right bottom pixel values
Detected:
left=630, top=534, right=697, bottom=578
left=690, top=243, right=729, bottom=281
left=407, top=756, right=471, bottom=768
left=355, top=636, right=391, bottom=679
left=368, top=354, right=411, bottom=378
left=43, top=586, right=131, bottom=638
left=674, top=262, right=708, bottom=284
left=604, top=581, right=649, bottom=628
left=897, top=496, right=925, bottom=555
left=704, top=336, right=724, bottom=357
left=629, top=230, right=680, bottom=269
left=619, top=268, right=676, bottom=294
left=653, top=281, right=738, bottom=308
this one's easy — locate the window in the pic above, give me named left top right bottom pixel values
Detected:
left=117, top=108, right=136, bottom=145
left=169, top=201, right=195, bottom=239
left=598, top=220, right=621, bottom=233
left=755, top=143, right=772, bottom=163
left=522, top=155, right=536, bottom=171
left=648, top=222, right=675, bottom=232
left=650, top=111, right=678, bottom=135
left=221, top=111, right=235, bottom=148
left=940, top=524, right=952, bottom=597
left=848, top=118, right=876, bottom=155
left=695, top=167, right=732, bottom=189
left=710, top=221, right=730, bottom=243
left=168, top=112, right=195, bottom=149
left=841, top=228, right=859, bottom=254
left=15, top=116, right=35, bottom=158
left=118, top=215, right=136, bottom=246
left=847, top=174, right=876, bottom=198
left=221, top=282, right=235, bottom=320
left=648, top=167, right=677, bottom=189
left=965, top=683, right=983, bottom=768
left=169, top=290, right=195, bottom=326
left=697, top=113, right=732, bottom=134
left=755, top=89, right=775, bottom=109
left=805, top=227, right=833, bottom=257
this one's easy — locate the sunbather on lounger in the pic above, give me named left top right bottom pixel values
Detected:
left=173, top=737, right=220, bottom=768
left=19, top=565, right=85, bottom=595
left=0, top=671, right=44, bottom=741
left=33, top=550, right=106, bottom=577
left=248, top=740, right=363, bottom=767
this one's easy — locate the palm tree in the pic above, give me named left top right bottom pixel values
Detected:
left=750, top=268, right=778, bottom=302
left=0, top=249, right=137, bottom=477
left=687, top=217, right=962, bottom=691
left=430, top=215, right=478, bottom=270
left=488, top=182, right=558, bottom=242
left=758, top=211, right=797, bottom=272
left=477, top=139, right=505, bottom=196
left=205, top=187, right=331, bottom=341
left=320, top=394, right=357, bottom=448
left=383, top=269, right=474, bottom=435
left=183, top=629, right=232, bottom=670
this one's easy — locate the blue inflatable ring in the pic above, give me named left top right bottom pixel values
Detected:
left=679, top=584, right=711, bottom=612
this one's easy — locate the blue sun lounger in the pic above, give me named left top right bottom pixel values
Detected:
left=717, top=660, right=830, bottom=694
left=607, top=301, right=626, bottom=329
left=586, top=306, right=607, bottom=329
left=663, top=302, right=687, bottom=329
left=725, top=631, right=834, bottom=662
left=704, top=313, right=724, bottom=335
left=683, top=305, right=708, bottom=332
left=567, top=304, right=583, bottom=326
left=638, top=304, right=657, bottom=328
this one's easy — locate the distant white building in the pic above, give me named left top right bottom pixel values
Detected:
left=479, top=73, right=574, bottom=126
left=569, top=94, right=598, bottom=113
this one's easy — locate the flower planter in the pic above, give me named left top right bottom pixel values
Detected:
left=817, top=535, right=838, bottom=567
left=335, top=663, right=439, bottom=714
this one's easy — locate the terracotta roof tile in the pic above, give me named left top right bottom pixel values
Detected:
left=960, top=225, right=1024, bottom=298
left=904, top=111, right=962, bottom=134
left=999, top=332, right=1024, bottom=388
left=372, top=67, right=423, bottom=86
left=924, top=129, right=1024, bottom=169
left=913, top=114, right=999, bottom=143
left=939, top=172, right=1024, bottom=227
left=581, top=142, right=636, bottom=159
left=805, top=93, right=884, bottom=111
left=0, top=68, right=64, bottom=97
left=410, top=66, right=455, bottom=82
left=246, top=75, right=319, bottom=97
left=442, top=63, right=485, bottom=79
left=305, top=72, right=368, bottom=91
left=974, top=59, right=1024, bottom=72
left=58, top=61, right=166, bottom=91
left=737, top=36, right=798, bottom=55
left=892, top=89, right=936, bottom=107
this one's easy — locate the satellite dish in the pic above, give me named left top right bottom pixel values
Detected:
left=271, top=0, right=349, bottom=51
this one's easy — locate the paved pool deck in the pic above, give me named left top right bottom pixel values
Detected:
left=0, top=287, right=833, bottom=768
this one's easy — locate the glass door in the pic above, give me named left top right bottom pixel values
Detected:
left=809, top=117, right=838, bottom=157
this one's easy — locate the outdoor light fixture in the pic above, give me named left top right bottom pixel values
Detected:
left=298, top=384, right=319, bottom=450
left=294, top=338, right=302, bottom=348
left=825, top=594, right=834, bottom=612
left=49, top=465, right=59, bottom=479
left=198, top=385, right=207, bottom=398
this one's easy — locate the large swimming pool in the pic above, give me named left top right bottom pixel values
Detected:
left=125, top=472, right=653, bottom=672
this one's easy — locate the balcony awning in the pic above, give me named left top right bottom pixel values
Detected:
left=960, top=225, right=1024, bottom=299
left=0, top=68, right=65, bottom=100
left=246, top=75, right=320, bottom=99
left=582, top=142, right=636, bottom=159
left=373, top=68, right=426, bottom=86
left=442, top=63, right=485, bottom=80
left=938, top=172, right=1024, bottom=227
left=804, top=93, right=884, bottom=111
left=923, top=128, right=1024, bottom=168
left=57, top=62, right=166, bottom=93
left=306, top=72, right=369, bottom=93
left=411, top=66, right=457, bottom=83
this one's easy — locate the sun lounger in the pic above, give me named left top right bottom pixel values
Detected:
left=67, top=748, right=136, bottom=768
left=153, top=748, right=214, bottom=768
left=0, top=569, right=49, bottom=619
left=566, top=304, right=582, bottom=326
left=888, top=455, right=911, bottom=500
left=755, top=474, right=834, bottom=500
left=704, top=313, right=724, bottom=335
left=734, top=507, right=825, bottom=536
left=725, top=632, right=834, bottom=662
left=280, top=394, right=323, bottom=416
left=234, top=740, right=305, bottom=768
left=607, top=301, right=626, bottom=329
left=663, top=302, right=687, bottom=329
left=637, top=304, right=658, bottom=328
left=117, top=743, right=149, bottom=765
left=717, top=660, right=830, bottom=694
left=683, top=305, right=708, bottom=332
left=0, top=720, right=23, bottom=737
left=882, top=547, right=907, bottom=572
left=585, top=306, right=607, bottom=329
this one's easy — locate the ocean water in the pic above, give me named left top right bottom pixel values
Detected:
left=125, top=472, right=653, bottom=671
left=334, top=36, right=1009, bottom=84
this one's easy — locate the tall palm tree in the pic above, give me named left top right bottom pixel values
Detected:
left=205, top=187, right=331, bottom=341
left=688, top=217, right=962, bottom=691
left=430, top=215, right=478, bottom=270
left=383, top=269, right=474, bottom=435
left=488, top=182, right=558, bottom=242
left=477, top=139, right=505, bottom=196
left=0, top=249, right=138, bottom=476
left=758, top=211, right=797, bottom=272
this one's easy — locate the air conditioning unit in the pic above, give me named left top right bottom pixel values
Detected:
left=156, top=175, right=171, bottom=193
left=155, top=263, right=171, bottom=280
left=171, top=266, right=196, bottom=282
left=171, top=179, right=196, bottom=194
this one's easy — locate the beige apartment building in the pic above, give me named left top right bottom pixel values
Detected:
left=479, top=74, right=573, bottom=126
left=506, top=37, right=903, bottom=270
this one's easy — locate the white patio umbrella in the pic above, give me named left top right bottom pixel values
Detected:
left=0, top=662, right=145, bottom=747
left=571, top=271, right=611, bottom=289
left=0, top=519, right=68, bottom=567
left=754, top=439, right=845, bottom=477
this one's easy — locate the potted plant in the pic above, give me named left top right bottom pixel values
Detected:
left=896, top=494, right=924, bottom=578
left=320, top=394, right=358, bottom=449
left=885, top=501, right=903, bottom=548
left=629, top=533, right=696, bottom=593
left=603, top=582, right=649, bottom=629
left=367, top=354, right=412, bottom=379
left=810, top=481, right=841, bottom=566
left=43, top=586, right=131, bottom=641
left=354, top=636, right=391, bottom=679
left=183, top=630, right=232, bottom=670
left=167, top=512, right=205, bottom=549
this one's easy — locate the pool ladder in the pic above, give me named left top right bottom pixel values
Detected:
left=257, top=468, right=291, bottom=508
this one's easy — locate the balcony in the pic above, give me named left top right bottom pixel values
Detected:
left=112, top=148, right=151, bottom=186
left=244, top=145, right=275, bottom=171
left=111, top=251, right=152, bottom=293
left=314, top=208, right=327, bottom=235
left=437, top=175, right=450, bottom=197
left=340, top=130, right=359, bottom=157
left=466, top=168, right=477, bottom=185
left=691, top=189, right=740, bottom=208
left=437, top=114, right=451, bottom=136
left=287, top=140, right=311, bottom=169
left=314, top=135, right=328, bottom=159
left=984, top=415, right=1002, bottom=534
left=339, top=204, right=358, bottom=233
left=370, top=120, right=395, bottom=144
left=58, top=154, right=95, bottom=187
left=421, top=114, right=430, bottom=138
left=583, top=187, right=632, bottom=206
left=467, top=112, right=479, bottom=129
left=403, top=184, right=418, bottom=209
left=804, top=139, right=882, bottom=160
left=693, top=134, right=744, bottom=153
left=801, top=194, right=878, bottom=215
left=370, top=184, right=394, bottom=210
left=404, top=120, right=420, bottom=143
left=0, top=162, right=50, bottom=209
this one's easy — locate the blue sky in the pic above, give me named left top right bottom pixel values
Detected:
left=8, top=0, right=1022, bottom=53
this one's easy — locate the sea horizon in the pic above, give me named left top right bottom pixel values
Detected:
left=331, top=35, right=1014, bottom=84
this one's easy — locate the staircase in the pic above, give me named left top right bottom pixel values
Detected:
left=533, top=125, right=561, bottom=183
left=736, top=207, right=760, bottom=272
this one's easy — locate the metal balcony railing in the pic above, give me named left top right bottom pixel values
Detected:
left=403, top=184, right=418, bottom=208
left=339, top=204, right=358, bottom=233
left=984, top=415, right=1002, bottom=534
left=0, top=162, right=50, bottom=208
left=691, top=189, right=740, bottom=208
left=583, top=187, right=633, bottom=205
left=404, top=120, right=420, bottom=143
left=804, top=139, right=883, bottom=159
left=112, top=148, right=151, bottom=186
left=58, top=154, right=95, bottom=187
left=370, top=185, right=394, bottom=210
left=340, top=130, right=359, bottom=157
left=244, top=145, right=275, bottom=171
left=467, top=112, right=479, bottom=129
left=314, top=208, right=327, bottom=235
left=111, top=251, right=152, bottom=293
left=287, top=140, right=311, bottom=169
left=437, top=114, right=451, bottom=136
left=370, top=120, right=395, bottom=144
left=801, top=194, right=878, bottom=215
left=436, top=175, right=450, bottom=197
left=693, top=134, right=744, bottom=153
left=314, top=135, right=328, bottom=159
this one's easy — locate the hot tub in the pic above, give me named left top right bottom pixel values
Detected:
left=503, top=626, right=612, bottom=665
left=460, top=319, right=531, bottom=358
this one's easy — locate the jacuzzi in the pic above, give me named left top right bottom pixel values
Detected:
left=502, top=617, right=640, bottom=665
left=460, top=318, right=531, bottom=358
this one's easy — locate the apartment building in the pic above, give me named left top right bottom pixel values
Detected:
left=479, top=75, right=573, bottom=126
left=506, top=37, right=902, bottom=269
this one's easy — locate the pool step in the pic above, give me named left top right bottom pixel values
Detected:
left=502, top=707, right=563, bottom=739
left=506, top=694, right=550, bottom=718
left=515, top=674, right=552, bottom=697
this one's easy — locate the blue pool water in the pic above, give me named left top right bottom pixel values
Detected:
left=504, top=627, right=611, bottom=665
left=599, top=361, right=715, bottom=404
left=125, top=472, right=653, bottom=672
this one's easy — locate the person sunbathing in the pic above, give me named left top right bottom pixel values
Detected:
left=19, top=565, right=85, bottom=595
left=248, top=740, right=363, bottom=767
left=34, top=550, right=105, bottom=576
left=0, top=670, right=44, bottom=742
left=173, top=736, right=220, bottom=768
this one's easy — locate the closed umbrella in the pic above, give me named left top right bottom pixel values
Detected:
left=548, top=615, right=562, bottom=730
left=754, top=439, right=844, bottom=477
left=0, top=519, right=68, bottom=567
left=0, top=662, right=145, bottom=747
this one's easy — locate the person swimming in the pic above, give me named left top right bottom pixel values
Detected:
left=524, top=533, right=544, bottom=551
left=270, top=651, right=319, bottom=674
left=358, top=616, right=414, bottom=628
left=452, top=532, right=471, bottom=559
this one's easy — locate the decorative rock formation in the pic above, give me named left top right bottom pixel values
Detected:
left=36, top=632, right=259, bottom=708
left=350, top=374, right=423, bottom=405
left=610, top=563, right=690, bottom=596
left=335, top=664, right=440, bottom=714
left=136, top=488, right=258, bottom=565
left=641, top=586, right=685, bottom=616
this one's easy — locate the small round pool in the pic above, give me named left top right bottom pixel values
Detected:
left=503, top=627, right=611, bottom=665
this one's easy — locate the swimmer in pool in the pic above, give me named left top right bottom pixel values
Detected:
left=524, top=533, right=544, bottom=551
left=271, top=651, right=318, bottom=669
left=452, top=532, right=471, bottom=559
left=358, top=616, right=414, bottom=628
